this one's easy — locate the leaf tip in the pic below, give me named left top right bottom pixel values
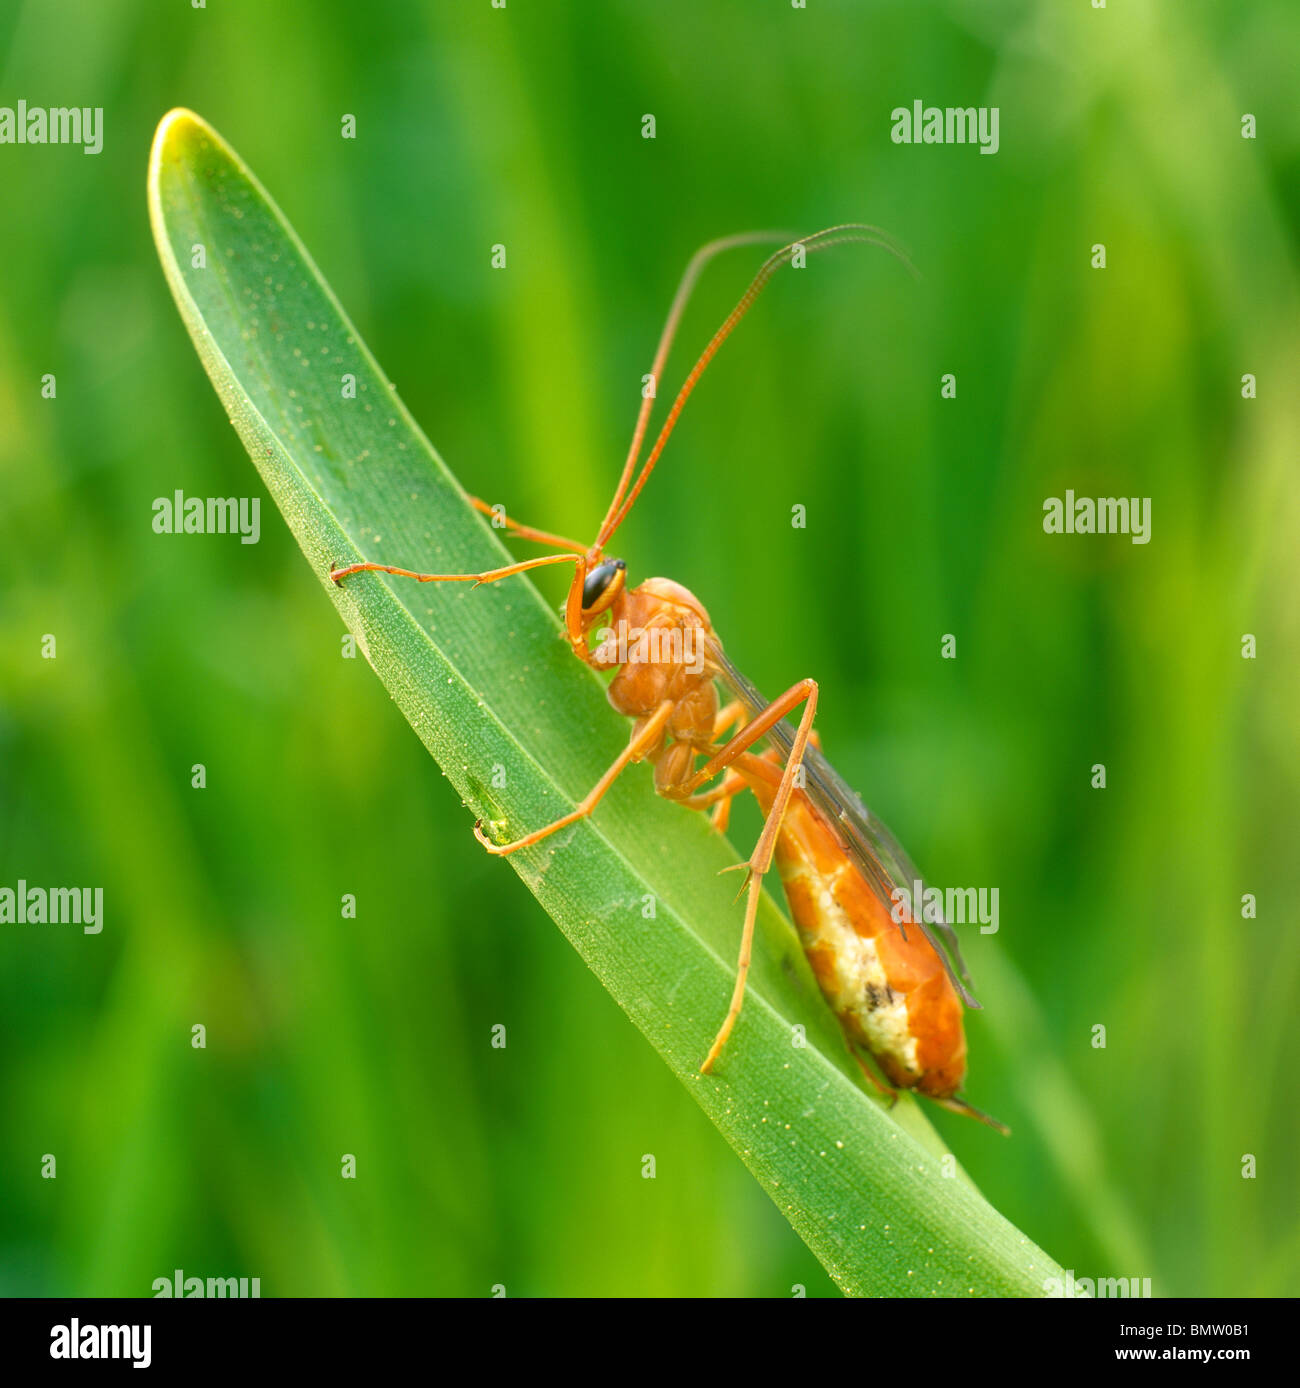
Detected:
left=147, top=108, right=235, bottom=288
left=151, top=106, right=212, bottom=158
left=148, top=108, right=230, bottom=208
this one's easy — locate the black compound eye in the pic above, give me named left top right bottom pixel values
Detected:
left=582, top=558, right=626, bottom=609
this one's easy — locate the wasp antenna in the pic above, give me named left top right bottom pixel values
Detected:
left=597, top=223, right=918, bottom=549
left=595, top=230, right=795, bottom=549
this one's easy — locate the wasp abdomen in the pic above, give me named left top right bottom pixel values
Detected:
left=761, top=788, right=968, bottom=1099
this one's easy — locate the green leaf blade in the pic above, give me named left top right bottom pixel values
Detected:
left=148, top=107, right=1060, bottom=1297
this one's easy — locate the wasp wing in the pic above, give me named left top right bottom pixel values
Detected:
left=706, top=642, right=981, bottom=1008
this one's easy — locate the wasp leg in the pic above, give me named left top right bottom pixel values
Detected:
left=700, top=735, right=825, bottom=832
left=674, top=703, right=753, bottom=831
left=330, top=551, right=580, bottom=587
left=677, top=771, right=747, bottom=831
left=474, top=701, right=674, bottom=856
left=465, top=496, right=587, bottom=554
left=667, top=678, right=819, bottom=1074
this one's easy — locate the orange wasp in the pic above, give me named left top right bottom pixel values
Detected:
left=332, top=224, right=1007, bottom=1132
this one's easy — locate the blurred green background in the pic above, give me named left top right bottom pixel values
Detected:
left=1, top=0, right=1297, bottom=1297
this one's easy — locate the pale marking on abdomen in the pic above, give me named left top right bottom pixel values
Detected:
left=783, top=862, right=921, bottom=1080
